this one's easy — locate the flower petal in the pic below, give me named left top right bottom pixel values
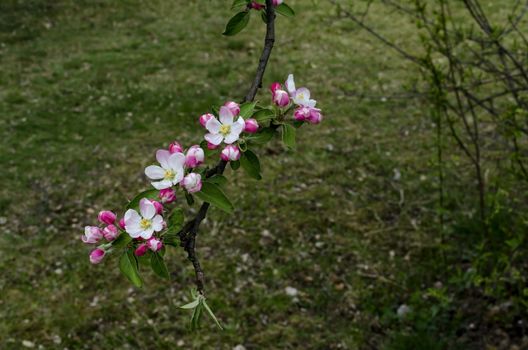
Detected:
left=140, top=228, right=154, bottom=240
left=205, top=133, right=223, bottom=145
left=205, top=117, right=222, bottom=134
left=151, top=180, right=172, bottom=190
left=152, top=215, right=164, bottom=231
left=168, top=152, right=185, bottom=170
left=156, top=149, right=171, bottom=169
left=124, top=209, right=141, bottom=226
left=285, top=74, right=296, bottom=95
left=145, top=165, right=165, bottom=180
left=294, top=87, right=311, bottom=101
left=219, top=106, right=234, bottom=125
left=139, top=198, right=156, bottom=219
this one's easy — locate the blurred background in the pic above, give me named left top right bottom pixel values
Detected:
left=1, top=0, right=527, bottom=349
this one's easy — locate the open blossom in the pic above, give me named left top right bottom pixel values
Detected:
left=135, top=243, right=148, bottom=256
left=181, top=173, right=202, bottom=193
left=204, top=106, right=245, bottom=146
left=244, top=118, right=259, bottom=133
left=221, top=145, right=241, bottom=161
left=199, top=113, right=215, bottom=127
left=169, top=141, right=184, bottom=154
left=285, top=74, right=317, bottom=108
left=103, top=224, right=119, bottom=241
left=124, top=198, right=164, bottom=239
left=90, top=248, right=105, bottom=264
left=82, top=226, right=103, bottom=244
left=224, top=101, right=240, bottom=116
left=147, top=237, right=163, bottom=252
left=98, top=211, right=116, bottom=225
left=185, top=145, right=205, bottom=168
left=145, top=149, right=185, bottom=190
left=159, top=188, right=176, bottom=203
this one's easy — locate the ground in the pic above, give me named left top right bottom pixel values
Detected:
left=0, top=0, right=524, bottom=349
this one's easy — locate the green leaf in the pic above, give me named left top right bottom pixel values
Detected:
left=195, top=182, right=234, bottom=213
left=261, top=10, right=267, bottom=23
left=293, top=120, right=304, bottom=128
left=191, top=301, right=203, bottom=330
left=180, top=299, right=200, bottom=309
left=247, top=127, right=276, bottom=144
left=185, top=192, right=195, bottom=206
left=276, top=3, right=295, bottom=17
left=111, top=233, right=132, bottom=250
left=252, top=108, right=275, bottom=122
left=126, top=189, right=159, bottom=210
left=203, top=300, right=224, bottom=330
left=150, top=252, right=170, bottom=279
left=281, top=124, right=296, bottom=149
left=223, top=11, right=250, bottom=36
left=239, top=101, right=258, bottom=119
left=231, top=0, right=249, bottom=10
left=240, top=150, right=262, bottom=180
left=166, top=208, right=184, bottom=234
left=207, top=174, right=228, bottom=187
left=230, top=160, right=240, bottom=170
left=119, top=250, right=143, bottom=288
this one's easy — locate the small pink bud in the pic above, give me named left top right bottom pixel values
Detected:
left=294, top=106, right=310, bottom=121
left=250, top=1, right=265, bottom=10
left=89, top=248, right=105, bottom=264
left=185, top=145, right=205, bottom=168
left=150, top=200, right=164, bottom=214
left=207, top=141, right=219, bottom=150
left=103, top=224, right=119, bottom=241
left=272, top=0, right=283, bottom=6
left=223, top=101, right=240, bottom=116
left=270, top=82, right=281, bottom=93
left=169, top=141, right=184, bottom=154
left=97, top=211, right=116, bottom=225
left=199, top=113, right=215, bottom=127
left=307, top=108, right=323, bottom=124
left=181, top=173, right=202, bottom=193
left=134, top=243, right=148, bottom=256
left=118, top=218, right=126, bottom=230
left=159, top=188, right=176, bottom=204
left=244, top=118, right=259, bottom=133
left=272, top=89, right=290, bottom=107
left=220, top=145, right=241, bottom=162
left=82, top=226, right=104, bottom=244
left=147, top=237, right=163, bottom=252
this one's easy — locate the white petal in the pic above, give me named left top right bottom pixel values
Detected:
left=151, top=180, right=172, bottom=190
left=285, top=74, right=296, bottom=95
left=205, top=117, right=222, bottom=133
left=172, top=169, right=184, bottom=185
left=152, top=215, right=164, bottom=231
left=139, top=198, right=156, bottom=219
left=219, top=106, right=234, bottom=125
left=145, top=165, right=165, bottom=180
left=224, top=132, right=240, bottom=144
left=295, top=87, right=311, bottom=100
left=156, top=149, right=171, bottom=169
left=168, top=152, right=186, bottom=170
left=140, top=228, right=154, bottom=240
left=204, top=133, right=223, bottom=145
left=306, top=99, right=317, bottom=108
left=124, top=209, right=141, bottom=225
left=125, top=223, right=142, bottom=237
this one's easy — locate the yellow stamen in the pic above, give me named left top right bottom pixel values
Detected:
left=219, top=124, right=231, bottom=136
left=164, top=169, right=175, bottom=180
left=140, top=218, right=152, bottom=230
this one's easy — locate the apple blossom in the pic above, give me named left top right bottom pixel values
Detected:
left=103, top=224, right=119, bottom=241
left=98, top=211, right=116, bottom=225
left=185, top=145, right=205, bottom=168
left=118, top=218, right=126, bottom=230
left=145, top=149, right=185, bottom=190
left=159, top=188, right=176, bottom=203
left=306, top=108, right=323, bottom=124
left=272, top=0, right=283, bottom=6
left=250, top=1, right=265, bottom=10
left=224, top=101, right=240, bottom=116
left=181, top=173, right=202, bottom=193
left=270, top=82, right=281, bottom=93
left=150, top=200, right=164, bottom=214
left=272, top=88, right=290, bottom=107
left=244, top=118, right=259, bottom=133
left=207, top=141, right=219, bottom=150
left=135, top=243, right=148, bottom=257
left=147, top=237, right=163, bottom=252
left=285, top=74, right=317, bottom=108
left=124, top=198, right=164, bottom=239
left=89, top=248, right=105, bottom=264
left=220, top=144, right=241, bottom=161
left=199, top=113, right=215, bottom=127
left=82, top=226, right=103, bottom=244
left=169, top=141, right=184, bottom=154
left=204, top=106, right=245, bottom=146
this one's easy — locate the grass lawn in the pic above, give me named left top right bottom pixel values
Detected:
left=1, top=0, right=524, bottom=349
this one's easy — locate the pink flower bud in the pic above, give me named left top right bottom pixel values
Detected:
left=272, top=0, right=283, bottom=6
left=134, top=243, right=148, bottom=257
left=244, top=118, right=259, bottom=133
left=224, top=101, right=240, bottom=116
left=220, top=145, right=241, bottom=161
left=185, top=145, right=205, bottom=168
left=250, top=1, right=265, bottom=10
left=89, top=248, right=105, bottom=264
left=150, top=200, right=164, bottom=214
left=272, top=89, right=290, bottom=107
left=97, top=211, right=116, bottom=225
left=307, top=108, right=323, bottom=124
left=159, top=188, right=176, bottom=204
left=270, top=82, right=281, bottom=93
left=199, top=113, right=215, bottom=127
left=82, top=226, right=104, bottom=244
left=103, top=224, right=119, bottom=241
left=181, top=173, right=202, bottom=193
left=294, top=106, right=310, bottom=121
left=169, top=141, right=184, bottom=154
left=118, top=218, right=126, bottom=230
left=147, top=237, right=163, bottom=252
left=207, top=141, right=219, bottom=150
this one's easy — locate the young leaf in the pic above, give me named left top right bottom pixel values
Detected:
left=111, top=233, right=132, bottom=250
left=252, top=108, right=275, bottom=122
left=185, top=192, right=195, bottom=206
left=191, top=301, right=203, bottom=330
left=230, top=160, right=240, bottom=170
left=240, top=150, right=262, bottom=180
left=195, top=182, right=234, bottom=213
left=180, top=299, right=200, bottom=309
left=150, top=252, right=170, bottom=280
left=166, top=208, right=184, bottom=234
left=231, top=0, right=249, bottom=10
left=207, top=174, right=228, bottom=187
left=247, top=127, right=276, bottom=144
left=281, top=124, right=296, bottom=149
left=119, top=250, right=143, bottom=288
left=239, top=101, right=258, bottom=118
left=223, top=11, right=250, bottom=36
left=276, top=3, right=295, bottom=17
left=126, top=189, right=159, bottom=210
left=203, top=300, right=224, bottom=330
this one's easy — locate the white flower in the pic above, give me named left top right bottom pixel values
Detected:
left=204, top=106, right=245, bottom=146
left=144, top=149, right=185, bottom=190
left=285, top=74, right=317, bottom=108
left=124, top=198, right=164, bottom=239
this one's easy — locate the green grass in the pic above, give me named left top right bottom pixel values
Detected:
left=0, top=0, right=526, bottom=349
